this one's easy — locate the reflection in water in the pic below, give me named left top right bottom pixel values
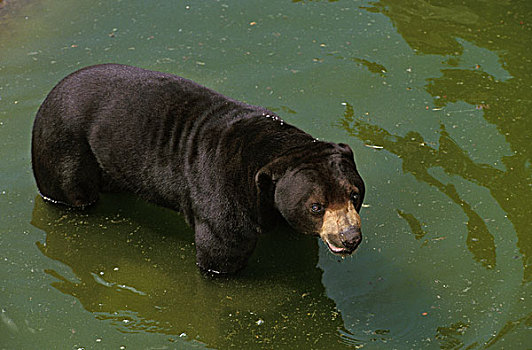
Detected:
left=341, top=104, right=497, bottom=269
left=484, top=313, right=532, bottom=348
left=360, top=0, right=531, bottom=282
left=396, top=210, right=427, bottom=241
left=31, top=195, right=357, bottom=349
left=435, top=322, right=471, bottom=349
left=339, top=2, right=531, bottom=347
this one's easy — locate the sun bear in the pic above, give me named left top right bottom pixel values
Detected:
left=32, top=64, right=365, bottom=274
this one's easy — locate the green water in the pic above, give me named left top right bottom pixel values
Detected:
left=1, top=0, right=530, bottom=349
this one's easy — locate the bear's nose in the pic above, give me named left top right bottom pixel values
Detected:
left=340, top=226, right=362, bottom=252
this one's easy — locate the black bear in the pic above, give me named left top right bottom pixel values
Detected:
left=32, top=64, right=365, bottom=274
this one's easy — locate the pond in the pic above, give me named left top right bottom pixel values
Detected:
left=1, top=0, right=530, bottom=348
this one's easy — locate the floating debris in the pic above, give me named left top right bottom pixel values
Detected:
left=1, top=309, right=18, bottom=333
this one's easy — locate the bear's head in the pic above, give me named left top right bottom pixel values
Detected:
left=257, top=142, right=365, bottom=255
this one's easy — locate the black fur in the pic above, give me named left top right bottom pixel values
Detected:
left=32, top=64, right=365, bottom=274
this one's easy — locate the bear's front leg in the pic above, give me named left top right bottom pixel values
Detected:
left=194, top=221, right=258, bottom=274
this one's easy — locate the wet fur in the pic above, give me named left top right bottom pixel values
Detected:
left=32, top=64, right=365, bottom=274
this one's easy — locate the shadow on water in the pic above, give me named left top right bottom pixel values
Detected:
left=31, top=194, right=361, bottom=349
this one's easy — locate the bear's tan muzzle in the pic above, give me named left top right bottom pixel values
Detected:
left=319, top=201, right=362, bottom=255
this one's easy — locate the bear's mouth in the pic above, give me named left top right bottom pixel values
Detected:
left=318, top=203, right=362, bottom=256
left=323, top=239, right=353, bottom=256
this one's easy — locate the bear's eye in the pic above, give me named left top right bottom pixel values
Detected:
left=350, top=192, right=360, bottom=205
left=310, top=203, right=325, bottom=215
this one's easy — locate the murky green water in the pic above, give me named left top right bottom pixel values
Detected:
left=1, top=0, right=530, bottom=349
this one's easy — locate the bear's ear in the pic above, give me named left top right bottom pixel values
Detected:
left=338, top=143, right=354, bottom=157
left=255, top=161, right=285, bottom=188
left=255, top=157, right=292, bottom=199
left=338, top=143, right=355, bottom=159
left=255, top=168, right=275, bottom=195
left=255, top=168, right=278, bottom=227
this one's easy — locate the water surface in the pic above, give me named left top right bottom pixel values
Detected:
left=1, top=0, right=530, bottom=348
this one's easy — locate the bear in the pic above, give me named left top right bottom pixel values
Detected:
left=31, top=64, right=365, bottom=274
